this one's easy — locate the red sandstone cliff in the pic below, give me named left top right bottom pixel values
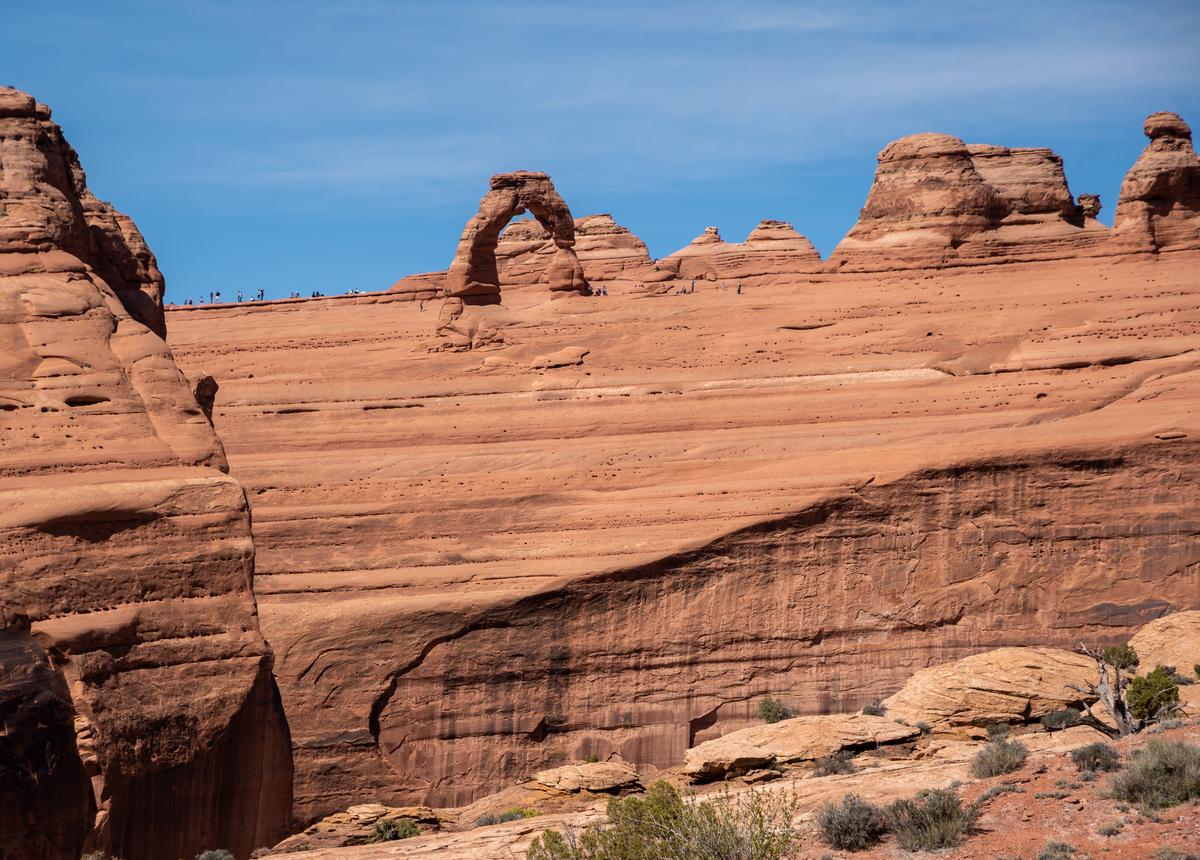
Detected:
left=828, top=133, right=1110, bottom=270
left=0, top=87, right=291, bottom=860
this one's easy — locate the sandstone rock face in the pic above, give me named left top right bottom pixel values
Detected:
left=1127, top=610, right=1200, bottom=672
left=528, top=758, right=641, bottom=794
left=0, top=88, right=167, bottom=337
left=0, top=87, right=291, bottom=860
left=0, top=627, right=93, bottom=860
left=1112, top=111, right=1200, bottom=252
left=661, top=221, right=822, bottom=284
left=170, top=242, right=1200, bottom=817
left=495, top=213, right=651, bottom=287
left=443, top=171, right=589, bottom=301
left=1077, top=194, right=1102, bottom=220
left=682, top=713, right=918, bottom=780
left=881, top=647, right=1097, bottom=729
left=830, top=133, right=1108, bottom=270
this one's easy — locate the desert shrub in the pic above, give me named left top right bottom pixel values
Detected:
left=813, top=751, right=857, bottom=777
left=1102, top=644, right=1139, bottom=670
left=583, top=753, right=600, bottom=763
left=1148, top=717, right=1186, bottom=735
left=985, top=723, right=1010, bottom=740
left=1078, top=770, right=1097, bottom=783
left=886, top=788, right=979, bottom=851
left=1070, top=741, right=1121, bottom=773
left=526, top=780, right=798, bottom=860
left=758, top=698, right=795, bottom=724
left=475, top=807, right=538, bottom=828
left=815, top=794, right=888, bottom=851
left=1160, top=665, right=1194, bottom=686
left=970, top=738, right=1028, bottom=778
left=1108, top=738, right=1200, bottom=809
left=1038, top=841, right=1078, bottom=860
left=197, top=852, right=235, bottom=860
left=1128, top=667, right=1181, bottom=721
left=915, top=721, right=932, bottom=734
left=369, top=817, right=420, bottom=842
left=1096, top=820, right=1123, bottom=836
left=1041, top=708, right=1082, bottom=732
left=975, top=783, right=1023, bottom=804
left=860, top=699, right=886, bottom=717
left=82, top=854, right=124, bottom=860
left=1194, top=664, right=1200, bottom=680
left=500, top=807, right=538, bottom=822
left=1156, top=849, right=1200, bottom=860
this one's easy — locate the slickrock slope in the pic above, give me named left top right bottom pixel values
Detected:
left=0, top=87, right=291, bottom=860
left=661, top=221, right=823, bottom=283
left=169, top=225, right=1200, bottom=818
left=830, top=132, right=1109, bottom=270
left=1112, top=111, right=1200, bottom=253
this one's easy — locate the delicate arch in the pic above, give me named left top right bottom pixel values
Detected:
left=444, top=171, right=590, bottom=301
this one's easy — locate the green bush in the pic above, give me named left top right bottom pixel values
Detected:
left=1156, top=849, right=1200, bottom=860
left=860, top=699, right=886, bottom=717
left=1070, top=742, right=1121, bottom=773
left=886, top=788, right=979, bottom=851
left=369, top=817, right=420, bottom=842
left=1038, top=841, right=1079, bottom=860
left=1194, top=664, right=1200, bottom=680
left=1041, top=708, right=1082, bottom=732
left=1128, top=667, right=1180, bottom=720
left=758, top=698, right=795, bottom=724
left=526, top=780, right=798, bottom=860
left=815, top=794, right=888, bottom=851
left=197, top=852, right=234, bottom=860
left=583, top=753, right=601, bottom=763
left=813, top=751, right=856, bottom=777
left=1108, top=739, right=1200, bottom=809
left=475, top=807, right=537, bottom=827
left=1102, top=644, right=1139, bottom=670
left=970, top=737, right=1028, bottom=778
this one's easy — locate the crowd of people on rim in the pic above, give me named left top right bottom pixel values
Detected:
left=168, top=280, right=746, bottom=308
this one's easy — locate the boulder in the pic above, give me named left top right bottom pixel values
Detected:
left=529, top=758, right=641, bottom=794
left=1112, top=111, right=1200, bottom=252
left=882, top=647, right=1096, bottom=729
left=682, top=714, right=918, bottom=780
left=1127, top=610, right=1200, bottom=673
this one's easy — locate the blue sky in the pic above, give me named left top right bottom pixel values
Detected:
left=5, top=1, right=1199, bottom=302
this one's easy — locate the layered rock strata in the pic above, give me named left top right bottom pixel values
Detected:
left=0, top=87, right=291, bottom=860
left=1112, top=111, right=1200, bottom=253
left=829, top=133, right=1109, bottom=270
left=170, top=235, right=1200, bottom=817
left=0, top=89, right=167, bottom=337
left=495, top=213, right=651, bottom=286
left=660, top=221, right=823, bottom=283
left=443, top=171, right=589, bottom=301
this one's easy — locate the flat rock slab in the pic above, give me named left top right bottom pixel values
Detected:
left=683, top=713, right=918, bottom=779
